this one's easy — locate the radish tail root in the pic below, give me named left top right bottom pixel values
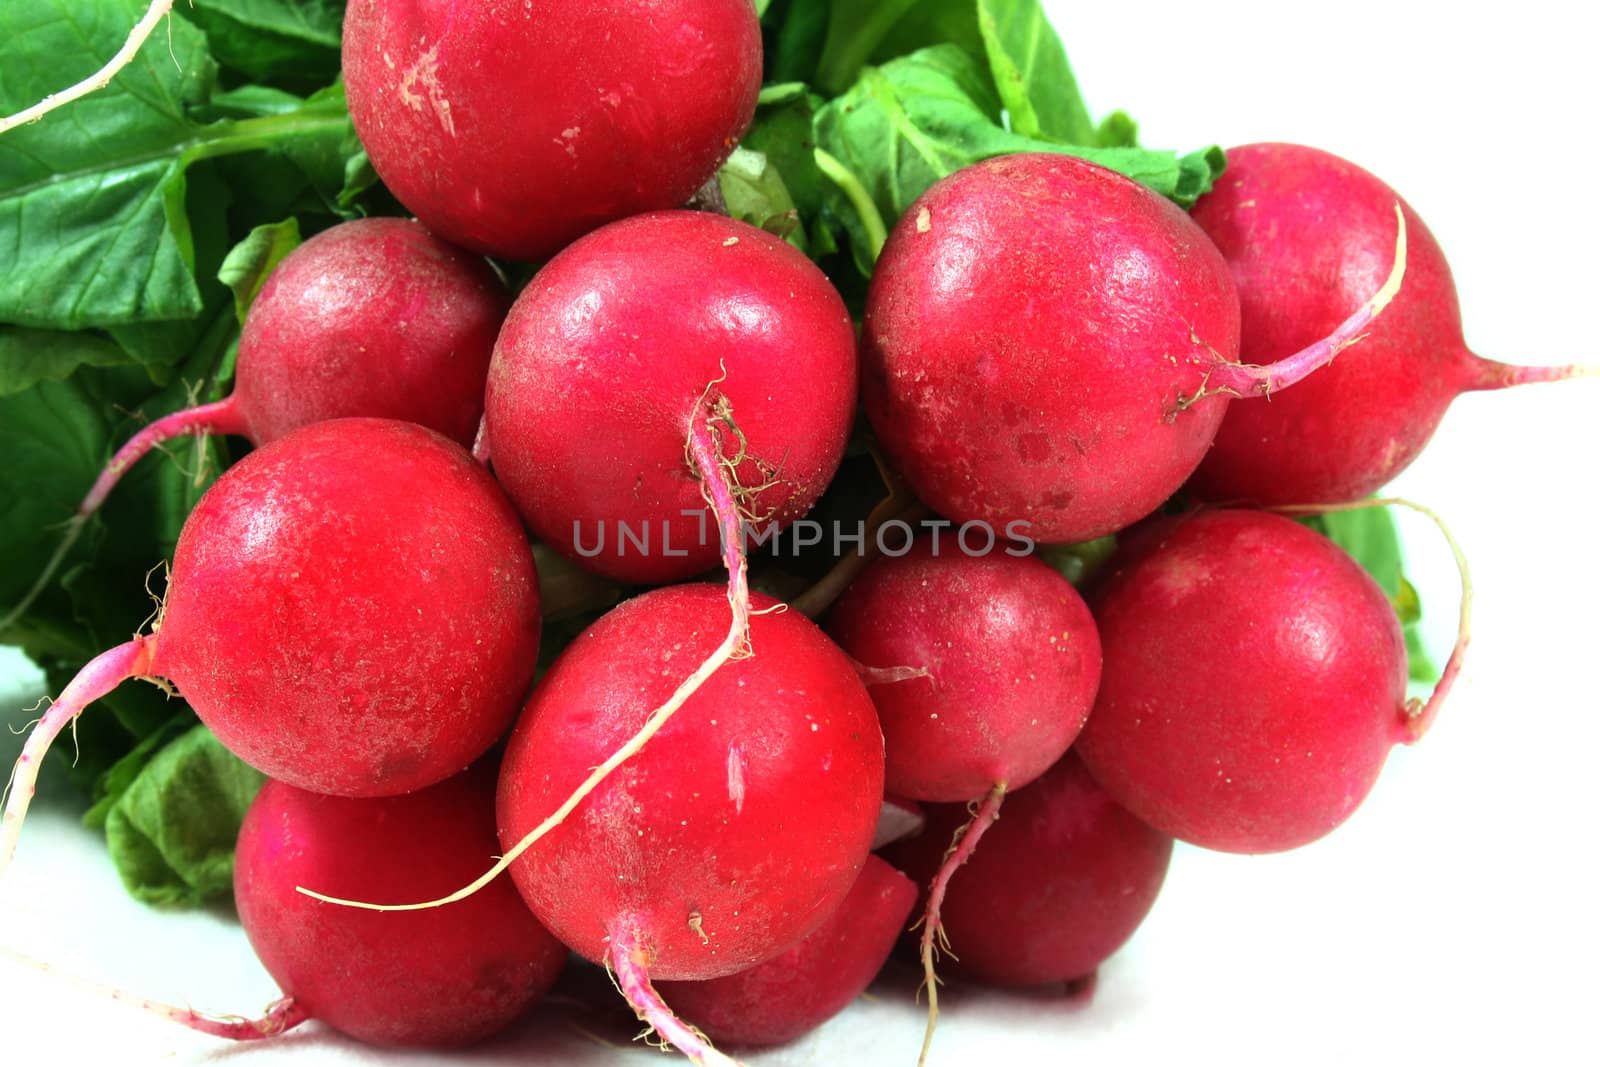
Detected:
left=847, top=655, right=932, bottom=686
left=917, top=782, right=1008, bottom=1067
left=0, top=637, right=155, bottom=880
left=0, top=947, right=308, bottom=1039
left=1465, top=357, right=1600, bottom=392
left=1273, top=497, right=1470, bottom=743
left=79, top=397, right=248, bottom=517
left=471, top=415, right=492, bottom=466
left=0, top=0, right=177, bottom=135
left=1182, top=204, right=1408, bottom=407
left=608, top=929, right=745, bottom=1067
left=296, top=386, right=754, bottom=913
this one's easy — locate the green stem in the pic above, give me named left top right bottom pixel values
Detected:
left=814, top=148, right=887, bottom=262
left=814, top=0, right=922, bottom=95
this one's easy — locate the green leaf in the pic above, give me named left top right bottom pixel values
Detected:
left=0, top=0, right=218, bottom=330
left=763, top=0, right=832, bottom=84
left=83, top=713, right=198, bottom=830
left=718, top=147, right=807, bottom=251
left=1038, top=536, right=1118, bottom=587
left=0, top=328, right=132, bottom=397
left=813, top=45, right=1224, bottom=272
left=1299, top=507, right=1441, bottom=684
left=219, top=218, right=303, bottom=323
left=179, top=0, right=344, bottom=88
left=814, top=0, right=982, bottom=94
left=104, top=725, right=265, bottom=907
left=1096, top=110, right=1140, bottom=148
left=0, top=1, right=360, bottom=334
left=977, top=0, right=1094, bottom=143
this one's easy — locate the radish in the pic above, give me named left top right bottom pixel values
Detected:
left=1188, top=142, right=1593, bottom=505
left=232, top=766, right=567, bottom=1046
left=80, top=217, right=505, bottom=514
left=1075, top=506, right=1465, bottom=853
left=342, top=0, right=762, bottom=261
left=861, top=152, right=1406, bottom=544
left=496, top=583, right=883, bottom=1064
left=1, top=418, right=540, bottom=877
left=826, top=541, right=1101, bottom=1063
left=485, top=210, right=857, bottom=585
left=656, top=855, right=918, bottom=1048
left=886, top=753, right=1172, bottom=988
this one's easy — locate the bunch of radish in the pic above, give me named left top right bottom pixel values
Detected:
left=2, top=1, right=1590, bottom=1064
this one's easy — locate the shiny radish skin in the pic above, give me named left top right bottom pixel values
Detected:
left=236, top=768, right=567, bottom=1047
left=342, top=0, right=761, bottom=261
left=1189, top=142, right=1583, bottom=504
left=1076, top=510, right=1410, bottom=854
left=497, top=584, right=884, bottom=982
left=827, top=541, right=1102, bottom=802
left=485, top=212, right=858, bottom=584
left=862, top=153, right=1240, bottom=544
left=887, top=754, right=1172, bottom=988
left=233, top=217, right=506, bottom=448
left=656, top=856, right=918, bottom=1048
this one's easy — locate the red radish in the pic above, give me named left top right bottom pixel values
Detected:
left=1188, top=142, right=1592, bottom=505
left=232, top=767, right=567, bottom=1046
left=1, top=418, right=540, bottom=877
left=887, top=753, right=1172, bottom=987
left=1076, top=508, right=1450, bottom=853
left=656, top=855, right=918, bottom=1048
left=342, top=0, right=761, bottom=261
left=861, top=152, right=1405, bottom=544
left=485, top=210, right=857, bottom=585
left=82, top=218, right=505, bottom=513
left=496, top=584, right=883, bottom=1063
left=3, top=218, right=507, bottom=631
left=826, top=541, right=1101, bottom=1062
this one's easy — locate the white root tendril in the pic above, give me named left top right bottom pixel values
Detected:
left=0, top=0, right=179, bottom=136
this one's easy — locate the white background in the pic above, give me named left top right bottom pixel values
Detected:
left=3, top=1, right=1597, bottom=1063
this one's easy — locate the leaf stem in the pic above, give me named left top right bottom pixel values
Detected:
left=814, top=148, right=887, bottom=262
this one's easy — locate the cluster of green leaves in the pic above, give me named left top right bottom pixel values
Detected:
left=719, top=0, right=1223, bottom=291
left=0, top=0, right=377, bottom=904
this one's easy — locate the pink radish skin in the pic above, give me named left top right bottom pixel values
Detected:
left=342, top=0, right=761, bottom=261
left=887, top=754, right=1173, bottom=987
left=1, top=418, right=539, bottom=878
left=827, top=542, right=1102, bottom=802
left=78, top=218, right=506, bottom=518
left=862, top=153, right=1242, bottom=544
left=486, top=211, right=857, bottom=584
left=657, top=856, right=918, bottom=1048
left=235, top=767, right=566, bottom=1046
left=1076, top=509, right=1410, bottom=854
left=1189, top=142, right=1591, bottom=505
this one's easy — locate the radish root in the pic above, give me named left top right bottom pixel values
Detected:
left=297, top=383, right=755, bottom=913
left=0, top=637, right=156, bottom=880
left=916, top=781, right=1008, bottom=1067
left=608, top=928, right=745, bottom=1067
left=0, top=0, right=178, bottom=136
left=1176, top=203, right=1408, bottom=411
left=1467, top=358, right=1600, bottom=391
left=1273, top=497, right=1470, bottom=743
left=1, top=947, right=308, bottom=1039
